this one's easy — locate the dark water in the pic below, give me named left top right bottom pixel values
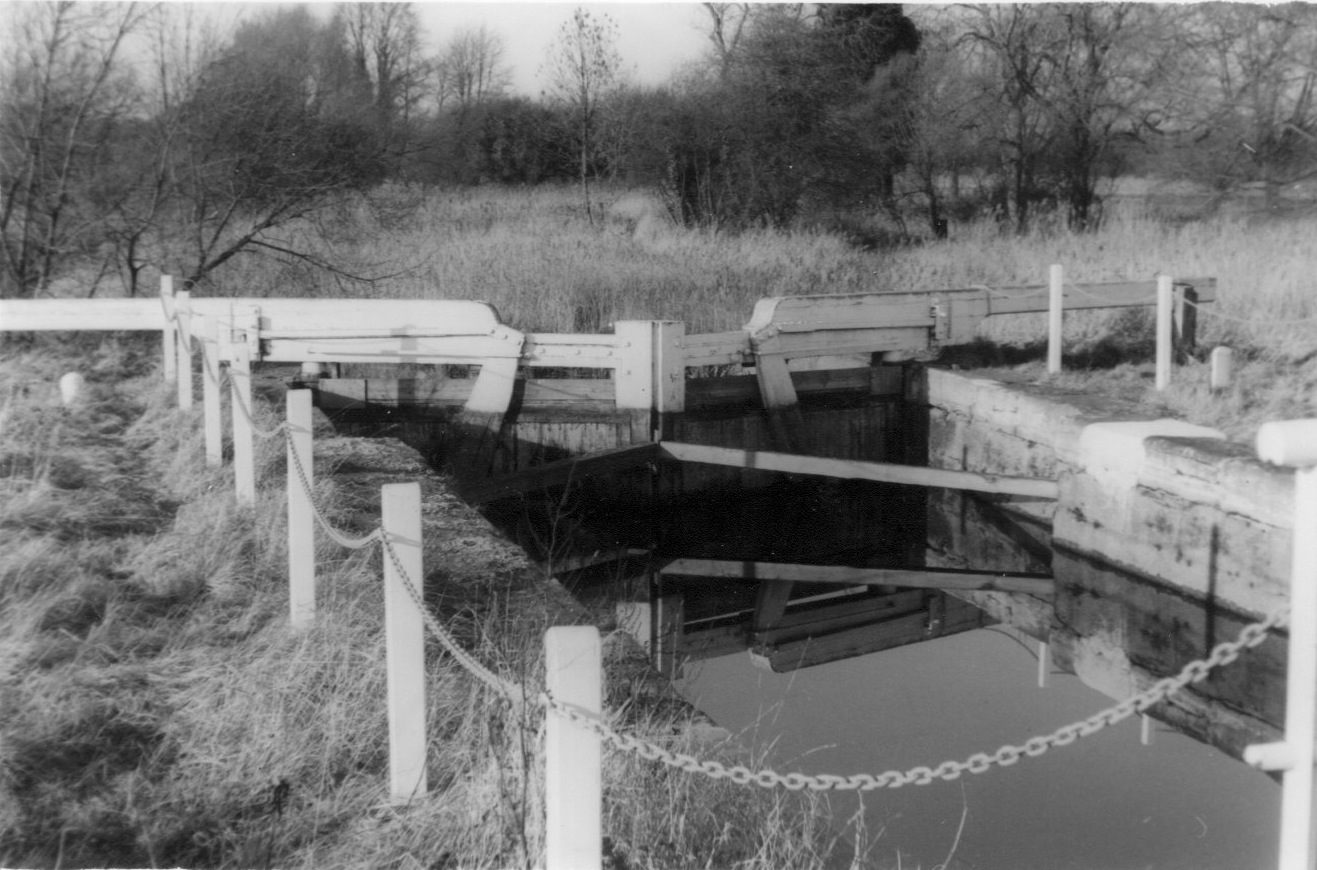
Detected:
left=678, top=627, right=1279, bottom=870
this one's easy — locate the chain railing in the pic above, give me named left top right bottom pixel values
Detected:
left=539, top=607, right=1285, bottom=791
left=158, top=277, right=1300, bottom=870
left=185, top=301, right=1288, bottom=797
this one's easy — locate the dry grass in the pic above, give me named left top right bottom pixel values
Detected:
left=7, top=181, right=1310, bottom=866
left=0, top=333, right=849, bottom=869
left=202, top=183, right=1316, bottom=440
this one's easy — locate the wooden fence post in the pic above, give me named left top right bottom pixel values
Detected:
left=1246, top=419, right=1317, bottom=870
left=382, top=482, right=427, bottom=804
left=1155, top=275, right=1174, bottom=391
left=545, top=626, right=602, bottom=870
left=176, top=290, right=193, bottom=411
left=614, top=321, right=686, bottom=443
left=200, top=316, right=224, bottom=467
left=1211, top=346, right=1234, bottom=392
left=229, top=310, right=258, bottom=505
left=1047, top=264, right=1064, bottom=374
left=286, top=389, right=315, bottom=629
left=160, top=275, right=177, bottom=384
left=1174, top=283, right=1199, bottom=363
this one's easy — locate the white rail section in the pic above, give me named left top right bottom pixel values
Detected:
left=3, top=271, right=1300, bottom=870
left=1246, top=421, right=1317, bottom=870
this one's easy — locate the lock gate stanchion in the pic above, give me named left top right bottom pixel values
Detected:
left=1245, top=419, right=1317, bottom=870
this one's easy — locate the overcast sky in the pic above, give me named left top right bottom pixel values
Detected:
left=414, top=2, right=712, bottom=96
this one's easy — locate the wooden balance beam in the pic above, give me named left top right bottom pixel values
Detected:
left=657, top=441, right=1059, bottom=500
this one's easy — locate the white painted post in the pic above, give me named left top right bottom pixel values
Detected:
left=382, top=482, right=427, bottom=804
left=160, top=275, right=177, bottom=384
left=615, top=576, right=653, bottom=652
left=176, top=290, right=194, bottom=410
left=655, top=591, right=684, bottom=680
left=1037, top=640, right=1049, bottom=688
left=59, top=372, right=86, bottom=407
left=1141, top=714, right=1155, bottom=746
left=1047, top=264, right=1064, bottom=374
left=614, top=321, right=686, bottom=442
left=545, top=626, right=602, bottom=870
left=229, top=311, right=257, bottom=505
left=653, top=321, right=686, bottom=419
left=1156, top=275, right=1174, bottom=391
left=1245, top=419, right=1317, bottom=870
left=286, top=389, right=315, bottom=629
left=200, top=317, right=224, bottom=467
left=1211, top=346, right=1234, bottom=392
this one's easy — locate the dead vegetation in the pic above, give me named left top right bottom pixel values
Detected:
left=0, top=333, right=857, bottom=869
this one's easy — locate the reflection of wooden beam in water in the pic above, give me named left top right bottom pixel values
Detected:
left=672, top=586, right=994, bottom=673
left=660, top=558, right=1054, bottom=597
left=762, top=595, right=991, bottom=672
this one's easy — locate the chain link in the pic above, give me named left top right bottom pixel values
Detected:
left=174, top=307, right=285, bottom=440
left=379, top=533, right=525, bottom=701
left=539, top=606, right=1286, bottom=791
left=227, top=369, right=289, bottom=441
left=175, top=303, right=1291, bottom=795
left=284, top=431, right=384, bottom=550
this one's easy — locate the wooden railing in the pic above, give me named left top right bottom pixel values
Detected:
left=0, top=270, right=1217, bottom=420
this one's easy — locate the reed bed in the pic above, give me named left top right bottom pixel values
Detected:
left=212, top=184, right=1317, bottom=344
left=206, top=182, right=1317, bottom=440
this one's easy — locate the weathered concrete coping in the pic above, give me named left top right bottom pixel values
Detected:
left=923, top=367, right=1296, bottom=619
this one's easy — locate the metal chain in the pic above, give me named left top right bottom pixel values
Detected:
left=176, top=301, right=1291, bottom=793
left=540, top=607, right=1287, bottom=792
left=379, top=532, right=525, bottom=701
left=226, top=371, right=289, bottom=441
left=284, top=431, right=385, bottom=550
left=171, top=307, right=285, bottom=440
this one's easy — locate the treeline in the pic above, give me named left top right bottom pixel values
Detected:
left=3, top=2, right=1316, bottom=298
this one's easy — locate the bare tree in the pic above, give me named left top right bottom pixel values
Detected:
left=893, top=10, right=994, bottom=237
left=0, top=1, right=148, bottom=297
left=544, top=7, right=623, bottom=224
left=959, top=5, right=1066, bottom=231
left=336, top=3, right=429, bottom=130
left=164, top=6, right=389, bottom=289
left=957, top=3, right=1176, bottom=231
left=1175, top=3, right=1317, bottom=211
left=435, top=24, right=511, bottom=114
left=702, top=3, right=754, bottom=78
left=1045, top=4, right=1176, bottom=229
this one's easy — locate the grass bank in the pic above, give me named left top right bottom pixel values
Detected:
left=200, top=183, right=1316, bottom=441
left=0, top=334, right=862, bottom=869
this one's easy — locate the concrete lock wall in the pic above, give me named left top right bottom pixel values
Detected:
left=919, top=367, right=1293, bottom=756
left=920, top=367, right=1293, bottom=618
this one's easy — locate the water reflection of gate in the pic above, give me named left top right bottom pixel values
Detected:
left=664, top=584, right=990, bottom=673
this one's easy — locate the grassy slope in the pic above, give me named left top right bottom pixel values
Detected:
left=0, top=334, right=848, bottom=869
